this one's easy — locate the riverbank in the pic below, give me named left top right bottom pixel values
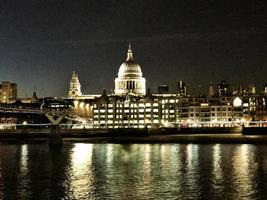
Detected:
left=1, top=133, right=267, bottom=144
left=63, top=134, right=267, bottom=144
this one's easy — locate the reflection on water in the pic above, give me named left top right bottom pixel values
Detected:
left=212, top=144, right=223, bottom=189
left=0, top=143, right=267, bottom=199
left=69, top=143, right=93, bottom=199
left=18, top=144, right=31, bottom=200
left=232, top=145, right=257, bottom=200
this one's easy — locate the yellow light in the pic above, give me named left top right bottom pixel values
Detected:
left=74, top=100, right=79, bottom=108
left=233, top=97, right=242, bottom=107
left=79, top=102, right=84, bottom=109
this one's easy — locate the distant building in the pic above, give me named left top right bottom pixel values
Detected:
left=177, top=81, right=187, bottom=97
left=217, top=81, right=230, bottom=96
left=247, top=84, right=256, bottom=94
left=67, top=44, right=248, bottom=128
left=157, top=85, right=169, bottom=94
left=178, top=96, right=243, bottom=125
left=20, top=91, right=39, bottom=103
left=254, top=95, right=267, bottom=121
left=264, top=84, right=267, bottom=95
left=208, top=81, right=215, bottom=97
left=0, top=81, right=17, bottom=103
left=232, top=85, right=243, bottom=95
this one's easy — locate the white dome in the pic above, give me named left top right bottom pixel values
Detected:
left=118, top=60, right=143, bottom=78
left=114, top=43, right=146, bottom=96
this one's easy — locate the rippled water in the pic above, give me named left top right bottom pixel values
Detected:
left=0, top=143, right=267, bottom=200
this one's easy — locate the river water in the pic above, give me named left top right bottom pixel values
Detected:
left=0, top=143, right=267, bottom=200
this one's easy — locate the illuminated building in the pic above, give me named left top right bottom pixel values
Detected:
left=68, top=44, right=246, bottom=128
left=178, top=96, right=243, bottom=126
left=0, top=81, right=17, bottom=103
left=91, top=90, right=178, bottom=128
left=68, top=71, right=82, bottom=98
left=114, top=43, right=146, bottom=95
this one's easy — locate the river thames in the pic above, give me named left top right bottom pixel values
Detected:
left=0, top=143, right=267, bottom=200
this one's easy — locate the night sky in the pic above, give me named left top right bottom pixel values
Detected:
left=0, top=0, right=266, bottom=97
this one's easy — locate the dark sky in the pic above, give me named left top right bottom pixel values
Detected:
left=0, top=0, right=266, bottom=97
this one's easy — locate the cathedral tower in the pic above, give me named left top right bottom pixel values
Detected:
left=68, top=71, right=82, bottom=98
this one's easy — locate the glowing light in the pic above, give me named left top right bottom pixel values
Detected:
left=74, top=100, right=79, bottom=108
left=233, top=97, right=242, bottom=107
left=20, top=145, right=28, bottom=171
left=69, top=144, right=93, bottom=199
left=79, top=102, right=84, bottom=109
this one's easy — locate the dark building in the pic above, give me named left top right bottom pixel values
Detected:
left=217, top=81, right=230, bottom=96
left=177, top=81, right=187, bottom=97
left=208, top=81, right=215, bottom=97
left=264, top=84, right=267, bottom=95
left=157, top=85, right=169, bottom=94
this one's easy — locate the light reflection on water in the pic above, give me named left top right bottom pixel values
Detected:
left=18, top=144, right=31, bottom=200
left=212, top=144, right=223, bottom=189
left=0, top=143, right=267, bottom=199
left=232, top=145, right=257, bottom=200
left=69, top=143, right=93, bottom=199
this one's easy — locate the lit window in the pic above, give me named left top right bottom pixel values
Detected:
left=233, top=97, right=242, bottom=107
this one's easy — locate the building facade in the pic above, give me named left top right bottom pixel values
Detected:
left=68, top=44, right=247, bottom=128
left=0, top=81, right=17, bottom=103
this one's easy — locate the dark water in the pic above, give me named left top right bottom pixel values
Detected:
left=1, top=143, right=267, bottom=200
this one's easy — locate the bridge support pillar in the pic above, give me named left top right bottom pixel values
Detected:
left=45, top=114, right=65, bottom=146
left=49, top=124, right=62, bottom=145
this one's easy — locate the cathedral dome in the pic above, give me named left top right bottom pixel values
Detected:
left=118, top=45, right=143, bottom=78
left=118, top=61, right=143, bottom=78
left=114, top=43, right=146, bottom=96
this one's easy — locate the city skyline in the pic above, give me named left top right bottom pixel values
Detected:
left=0, top=0, right=266, bottom=97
